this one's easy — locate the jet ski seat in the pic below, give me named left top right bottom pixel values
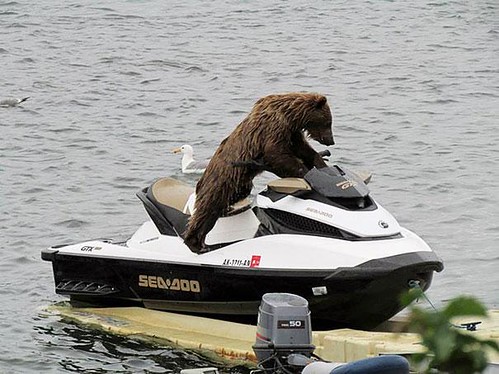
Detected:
left=137, top=177, right=255, bottom=243
left=150, top=178, right=252, bottom=216
left=136, top=178, right=192, bottom=237
left=183, top=193, right=251, bottom=216
left=267, top=178, right=312, bottom=194
left=151, top=177, right=194, bottom=212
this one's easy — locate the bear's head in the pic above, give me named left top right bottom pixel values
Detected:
left=304, top=95, right=335, bottom=146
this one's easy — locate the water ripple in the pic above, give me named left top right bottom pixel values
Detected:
left=1, top=0, right=498, bottom=371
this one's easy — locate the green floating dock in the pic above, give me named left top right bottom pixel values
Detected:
left=50, top=305, right=499, bottom=366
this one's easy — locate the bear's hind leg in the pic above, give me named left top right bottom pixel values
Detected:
left=183, top=196, right=227, bottom=253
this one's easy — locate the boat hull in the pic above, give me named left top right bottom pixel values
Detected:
left=42, top=249, right=441, bottom=330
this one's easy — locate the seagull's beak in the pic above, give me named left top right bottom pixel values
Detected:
left=172, top=147, right=181, bottom=154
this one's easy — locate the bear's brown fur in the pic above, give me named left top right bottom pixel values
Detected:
left=183, top=92, right=334, bottom=253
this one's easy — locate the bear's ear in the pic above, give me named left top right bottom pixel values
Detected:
left=315, top=95, right=327, bottom=108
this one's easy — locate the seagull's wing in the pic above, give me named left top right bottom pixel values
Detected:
left=184, top=158, right=211, bottom=174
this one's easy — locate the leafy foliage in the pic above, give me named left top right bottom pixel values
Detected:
left=403, top=290, right=499, bottom=373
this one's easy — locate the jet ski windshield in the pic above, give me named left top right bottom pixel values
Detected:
left=304, top=166, right=370, bottom=199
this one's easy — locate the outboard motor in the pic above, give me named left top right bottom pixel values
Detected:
left=252, top=293, right=410, bottom=374
left=252, top=293, right=315, bottom=373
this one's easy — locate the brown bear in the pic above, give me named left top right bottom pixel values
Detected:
left=183, top=92, right=334, bottom=253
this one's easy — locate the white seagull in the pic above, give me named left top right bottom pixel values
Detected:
left=172, top=144, right=210, bottom=174
left=0, top=96, right=29, bottom=108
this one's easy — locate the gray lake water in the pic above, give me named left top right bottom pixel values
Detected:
left=1, top=0, right=498, bottom=372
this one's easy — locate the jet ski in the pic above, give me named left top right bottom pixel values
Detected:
left=42, top=159, right=443, bottom=330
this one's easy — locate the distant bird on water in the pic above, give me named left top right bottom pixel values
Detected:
left=172, top=144, right=210, bottom=174
left=0, top=96, right=29, bottom=108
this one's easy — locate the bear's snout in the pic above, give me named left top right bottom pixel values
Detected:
left=319, top=134, right=335, bottom=146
